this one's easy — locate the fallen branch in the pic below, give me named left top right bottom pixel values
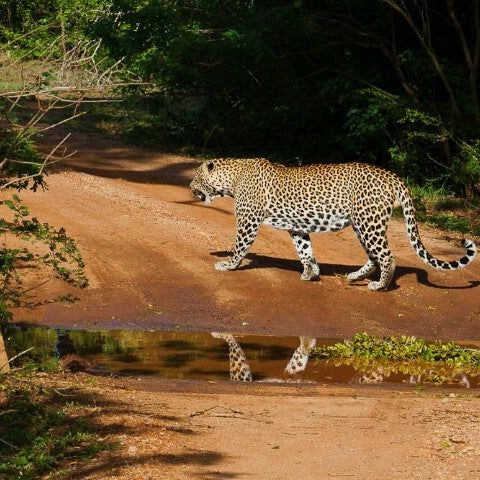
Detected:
left=0, top=437, right=19, bottom=450
left=190, top=405, right=245, bottom=417
left=190, top=405, right=273, bottom=423
left=8, top=347, right=34, bottom=364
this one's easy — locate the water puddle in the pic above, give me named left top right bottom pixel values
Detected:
left=3, top=325, right=479, bottom=389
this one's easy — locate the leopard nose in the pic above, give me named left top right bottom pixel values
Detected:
left=192, top=189, right=206, bottom=202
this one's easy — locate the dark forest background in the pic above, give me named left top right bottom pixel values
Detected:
left=2, top=0, right=480, bottom=199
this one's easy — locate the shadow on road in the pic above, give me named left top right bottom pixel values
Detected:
left=0, top=373, right=231, bottom=480
left=43, top=129, right=198, bottom=187
left=211, top=250, right=480, bottom=291
left=66, top=158, right=197, bottom=187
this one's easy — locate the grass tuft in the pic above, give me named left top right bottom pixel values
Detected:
left=0, top=373, right=113, bottom=480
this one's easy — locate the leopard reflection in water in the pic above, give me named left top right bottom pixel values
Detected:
left=211, top=332, right=316, bottom=382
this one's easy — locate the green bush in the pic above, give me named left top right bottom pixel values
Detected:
left=0, top=195, right=88, bottom=323
left=0, top=378, right=111, bottom=480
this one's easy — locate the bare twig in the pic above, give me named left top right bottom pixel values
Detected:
left=0, top=437, right=19, bottom=450
left=7, top=347, right=34, bottom=364
left=0, top=135, right=71, bottom=188
left=53, top=388, right=77, bottom=397
left=190, top=405, right=245, bottom=417
left=382, top=0, right=461, bottom=119
left=189, top=405, right=273, bottom=423
left=39, top=111, right=85, bottom=132
left=0, top=36, right=145, bottom=193
left=447, top=0, right=479, bottom=119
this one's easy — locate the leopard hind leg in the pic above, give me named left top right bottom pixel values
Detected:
left=347, top=259, right=377, bottom=282
left=289, top=231, right=320, bottom=281
left=347, top=224, right=378, bottom=282
left=350, top=217, right=396, bottom=291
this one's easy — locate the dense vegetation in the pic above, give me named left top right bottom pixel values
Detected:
left=86, top=0, right=480, bottom=198
left=0, top=369, right=112, bottom=479
left=2, top=1, right=480, bottom=196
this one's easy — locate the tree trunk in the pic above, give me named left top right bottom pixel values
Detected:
left=0, top=331, right=10, bottom=374
left=384, top=0, right=461, bottom=120
left=447, top=0, right=480, bottom=121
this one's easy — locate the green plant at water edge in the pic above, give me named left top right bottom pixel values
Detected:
left=0, top=377, right=113, bottom=480
left=0, top=194, right=88, bottom=323
left=312, top=333, right=480, bottom=385
left=313, top=333, right=480, bottom=365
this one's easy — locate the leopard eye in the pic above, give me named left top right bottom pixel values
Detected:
left=207, top=161, right=214, bottom=172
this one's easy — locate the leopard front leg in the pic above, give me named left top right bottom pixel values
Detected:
left=215, top=214, right=261, bottom=272
left=289, top=231, right=320, bottom=281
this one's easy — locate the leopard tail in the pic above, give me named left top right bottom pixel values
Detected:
left=395, top=180, right=476, bottom=270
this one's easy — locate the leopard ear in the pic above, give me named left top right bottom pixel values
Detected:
left=207, top=161, right=214, bottom=172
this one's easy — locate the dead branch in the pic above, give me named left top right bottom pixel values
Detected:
left=190, top=405, right=245, bottom=417
left=190, top=405, right=273, bottom=423
left=39, top=111, right=85, bottom=132
left=382, top=0, right=461, bottom=119
left=447, top=0, right=479, bottom=119
left=7, top=347, right=34, bottom=364
left=318, top=12, right=420, bottom=104
left=0, top=437, right=18, bottom=450
left=0, top=36, right=144, bottom=192
left=0, top=134, right=72, bottom=190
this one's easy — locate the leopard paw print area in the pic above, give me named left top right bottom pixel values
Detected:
left=190, top=158, right=477, bottom=291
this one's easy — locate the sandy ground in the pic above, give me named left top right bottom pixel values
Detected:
left=26, top=373, right=480, bottom=480
left=6, top=130, right=480, bottom=479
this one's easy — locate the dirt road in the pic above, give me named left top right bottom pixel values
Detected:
left=7, top=131, right=480, bottom=480
left=16, top=130, right=480, bottom=341
left=23, top=373, right=479, bottom=480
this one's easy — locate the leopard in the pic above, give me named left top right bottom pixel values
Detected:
left=190, top=158, right=477, bottom=291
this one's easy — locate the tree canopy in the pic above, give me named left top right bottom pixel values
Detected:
left=1, top=0, right=480, bottom=196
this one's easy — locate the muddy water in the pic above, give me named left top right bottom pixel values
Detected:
left=3, top=325, right=479, bottom=389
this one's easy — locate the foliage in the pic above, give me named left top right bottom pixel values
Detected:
left=0, top=375, right=112, bottom=480
left=88, top=0, right=341, bottom=159
left=82, top=0, right=480, bottom=200
left=0, top=0, right=106, bottom=58
left=314, top=333, right=480, bottom=365
left=0, top=195, right=87, bottom=322
left=404, top=181, right=480, bottom=236
left=453, top=140, right=480, bottom=199
left=0, top=127, right=46, bottom=192
left=312, top=333, right=480, bottom=385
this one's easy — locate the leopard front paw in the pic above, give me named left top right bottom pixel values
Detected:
left=300, top=263, right=320, bottom=281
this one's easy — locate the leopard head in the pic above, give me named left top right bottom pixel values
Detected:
left=189, top=159, right=237, bottom=204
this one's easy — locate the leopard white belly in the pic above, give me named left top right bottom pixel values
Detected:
left=263, top=215, right=351, bottom=233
